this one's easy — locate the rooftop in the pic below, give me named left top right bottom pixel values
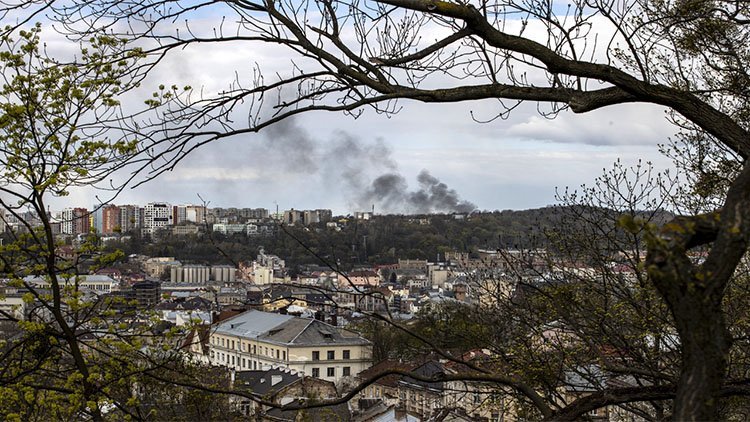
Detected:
left=214, top=310, right=294, bottom=338
left=214, top=310, right=371, bottom=347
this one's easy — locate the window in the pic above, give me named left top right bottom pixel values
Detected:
left=221, top=338, right=225, bottom=347
left=312, top=351, right=320, bottom=361
left=327, top=367, right=335, bottom=377
left=343, top=350, right=350, bottom=360
left=231, top=340, right=235, bottom=349
left=231, top=356, right=235, bottom=365
left=327, top=350, right=335, bottom=360
left=342, top=366, right=351, bottom=376
left=242, top=358, right=246, bottom=368
left=241, top=402, right=252, bottom=416
left=312, top=368, right=320, bottom=377
left=252, top=345, right=256, bottom=354
left=282, top=351, right=286, bottom=360
left=276, top=349, right=280, bottom=359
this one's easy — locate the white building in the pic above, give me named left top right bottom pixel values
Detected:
left=60, top=207, right=88, bottom=235
left=206, top=310, right=372, bottom=384
left=212, top=223, right=249, bottom=235
left=24, top=274, right=118, bottom=294
left=143, top=202, right=172, bottom=236
left=60, top=208, right=76, bottom=235
left=0, top=294, right=27, bottom=320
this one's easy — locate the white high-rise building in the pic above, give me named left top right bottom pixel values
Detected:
left=173, top=204, right=187, bottom=225
left=60, top=207, right=89, bottom=235
left=143, top=202, right=172, bottom=237
left=118, top=205, right=142, bottom=233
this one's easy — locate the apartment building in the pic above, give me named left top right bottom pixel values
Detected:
left=207, top=310, right=372, bottom=384
left=61, top=207, right=89, bottom=235
left=101, top=204, right=121, bottom=234
left=143, top=202, right=172, bottom=236
left=118, top=205, right=142, bottom=233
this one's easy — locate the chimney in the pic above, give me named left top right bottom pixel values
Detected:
left=395, top=406, right=407, bottom=420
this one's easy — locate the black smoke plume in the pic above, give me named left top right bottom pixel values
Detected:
left=362, top=170, right=476, bottom=214
left=263, top=118, right=476, bottom=214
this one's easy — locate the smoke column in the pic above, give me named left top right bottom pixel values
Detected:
left=263, top=118, right=476, bottom=214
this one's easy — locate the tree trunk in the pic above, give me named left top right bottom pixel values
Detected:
left=671, top=292, right=730, bottom=421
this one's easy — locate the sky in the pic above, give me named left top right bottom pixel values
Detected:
left=28, top=5, right=679, bottom=215
left=60, top=100, right=675, bottom=215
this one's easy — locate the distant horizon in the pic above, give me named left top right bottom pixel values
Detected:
left=41, top=199, right=558, bottom=216
left=32, top=102, right=677, bottom=218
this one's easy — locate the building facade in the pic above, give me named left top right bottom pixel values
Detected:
left=170, top=265, right=211, bottom=284
left=61, top=207, right=89, bottom=235
left=143, top=202, right=173, bottom=236
left=118, top=205, right=140, bottom=233
left=185, top=205, right=206, bottom=224
left=101, top=204, right=121, bottom=234
left=206, top=310, right=372, bottom=384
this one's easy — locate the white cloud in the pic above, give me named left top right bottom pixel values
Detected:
left=162, top=167, right=262, bottom=182
left=507, top=104, right=675, bottom=146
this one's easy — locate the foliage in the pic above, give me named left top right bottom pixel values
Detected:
left=0, top=24, right=140, bottom=202
left=3, top=0, right=750, bottom=419
left=105, top=209, right=561, bottom=270
left=0, top=25, right=213, bottom=421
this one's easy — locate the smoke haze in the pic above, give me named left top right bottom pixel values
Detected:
left=264, top=118, right=477, bottom=214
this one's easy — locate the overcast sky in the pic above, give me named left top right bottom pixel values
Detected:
left=37, top=9, right=678, bottom=215
left=53, top=100, right=675, bottom=215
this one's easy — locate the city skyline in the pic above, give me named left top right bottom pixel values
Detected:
left=45, top=100, right=676, bottom=215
